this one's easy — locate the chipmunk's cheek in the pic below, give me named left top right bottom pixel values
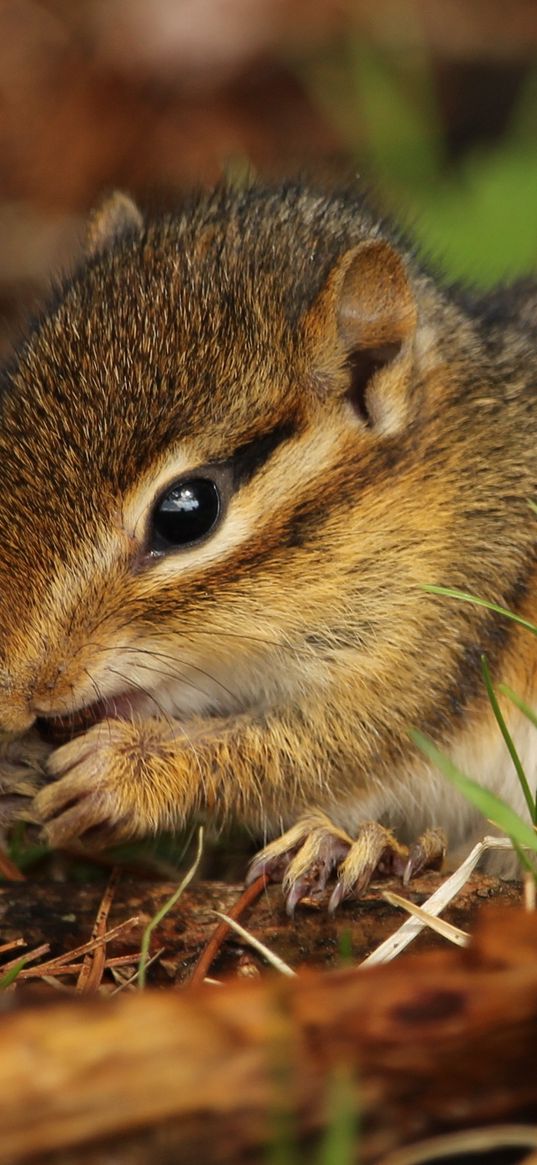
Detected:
left=34, top=719, right=144, bottom=847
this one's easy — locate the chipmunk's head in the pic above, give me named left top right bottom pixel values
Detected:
left=0, top=185, right=460, bottom=743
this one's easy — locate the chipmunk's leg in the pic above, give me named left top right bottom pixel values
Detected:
left=0, top=729, right=51, bottom=830
left=35, top=712, right=354, bottom=850
left=34, top=710, right=446, bottom=893
left=248, top=818, right=446, bottom=914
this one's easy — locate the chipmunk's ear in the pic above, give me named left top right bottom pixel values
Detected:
left=305, top=238, right=417, bottom=432
left=85, top=192, right=144, bottom=257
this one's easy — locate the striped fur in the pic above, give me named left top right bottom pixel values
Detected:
left=0, top=183, right=535, bottom=859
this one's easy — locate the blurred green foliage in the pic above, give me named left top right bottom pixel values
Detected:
left=299, top=32, right=537, bottom=287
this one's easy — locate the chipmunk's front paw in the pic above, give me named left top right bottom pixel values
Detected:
left=248, top=812, right=446, bottom=914
left=0, top=730, right=51, bottom=831
left=34, top=719, right=160, bottom=848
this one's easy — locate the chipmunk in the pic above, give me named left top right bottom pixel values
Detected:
left=0, top=183, right=536, bottom=910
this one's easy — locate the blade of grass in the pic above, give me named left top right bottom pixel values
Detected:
left=317, top=1064, right=357, bottom=1165
left=480, top=655, right=536, bottom=822
left=410, top=728, right=537, bottom=873
left=423, top=585, right=537, bottom=636
left=499, top=683, right=537, bottom=816
left=137, top=826, right=204, bottom=989
left=500, top=683, right=537, bottom=732
left=0, top=957, right=27, bottom=989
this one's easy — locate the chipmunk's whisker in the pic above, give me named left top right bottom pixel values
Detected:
left=106, top=667, right=176, bottom=733
left=119, top=646, right=241, bottom=706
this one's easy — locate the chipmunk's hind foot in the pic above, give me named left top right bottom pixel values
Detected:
left=248, top=814, right=446, bottom=914
left=247, top=811, right=351, bottom=914
left=328, top=823, right=446, bottom=911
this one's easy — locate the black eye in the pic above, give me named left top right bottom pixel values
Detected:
left=151, top=478, right=221, bottom=551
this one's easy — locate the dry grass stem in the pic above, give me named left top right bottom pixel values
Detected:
left=212, top=911, right=296, bottom=977
left=111, top=949, right=165, bottom=995
left=382, top=890, right=469, bottom=946
left=378, top=1124, right=537, bottom=1165
left=362, top=836, right=515, bottom=966
left=524, top=870, right=536, bottom=911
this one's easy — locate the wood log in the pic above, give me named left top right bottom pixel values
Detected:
left=0, top=903, right=536, bottom=1164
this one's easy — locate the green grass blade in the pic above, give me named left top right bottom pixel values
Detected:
left=0, top=957, right=27, bottom=990
left=410, top=728, right=537, bottom=860
left=423, top=585, right=537, bottom=636
left=499, top=683, right=537, bottom=732
left=137, top=826, right=204, bottom=989
left=317, top=1066, right=357, bottom=1165
left=480, top=656, right=536, bottom=822
left=498, top=684, right=537, bottom=817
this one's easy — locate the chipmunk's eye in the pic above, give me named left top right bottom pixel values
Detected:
left=150, top=478, right=221, bottom=552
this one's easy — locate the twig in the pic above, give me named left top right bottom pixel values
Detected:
left=0, top=849, right=25, bottom=882
left=189, top=871, right=269, bottom=986
left=0, top=938, right=26, bottom=957
left=14, top=953, right=144, bottom=982
left=103, top=954, right=143, bottom=969
left=16, top=919, right=139, bottom=979
left=0, top=943, right=50, bottom=975
left=76, top=867, right=120, bottom=994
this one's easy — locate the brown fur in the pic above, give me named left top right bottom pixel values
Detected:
left=0, top=183, right=536, bottom=873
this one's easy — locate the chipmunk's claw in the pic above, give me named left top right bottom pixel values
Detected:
left=403, top=826, right=447, bottom=885
left=249, top=815, right=447, bottom=913
left=34, top=719, right=141, bottom=848
left=328, top=822, right=411, bottom=912
left=281, top=823, right=352, bottom=917
left=247, top=811, right=352, bottom=915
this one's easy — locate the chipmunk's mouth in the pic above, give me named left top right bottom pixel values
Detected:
left=36, top=690, right=151, bottom=746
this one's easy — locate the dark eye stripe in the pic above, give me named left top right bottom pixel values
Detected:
left=144, top=420, right=296, bottom=561
left=229, top=421, right=296, bottom=488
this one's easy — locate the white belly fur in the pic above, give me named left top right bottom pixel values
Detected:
left=330, top=701, right=537, bottom=876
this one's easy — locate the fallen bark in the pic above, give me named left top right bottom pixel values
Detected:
left=0, top=871, right=521, bottom=983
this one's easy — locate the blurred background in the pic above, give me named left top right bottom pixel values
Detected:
left=1, top=0, right=536, bottom=355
